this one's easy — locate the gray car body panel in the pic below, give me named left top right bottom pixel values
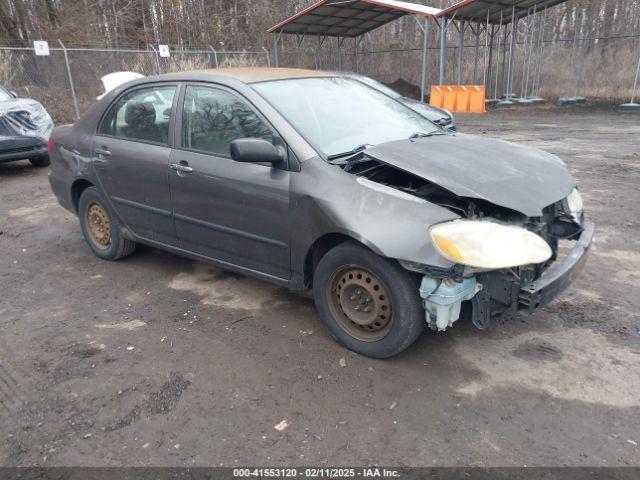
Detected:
left=397, top=97, right=453, bottom=127
left=48, top=70, right=575, bottom=291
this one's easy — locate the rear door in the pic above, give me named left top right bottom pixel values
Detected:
left=93, top=83, right=178, bottom=245
left=168, top=83, right=291, bottom=280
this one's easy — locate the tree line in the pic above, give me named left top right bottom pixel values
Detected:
left=1, top=1, right=638, bottom=50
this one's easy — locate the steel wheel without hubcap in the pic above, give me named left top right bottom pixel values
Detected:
left=86, top=202, right=111, bottom=250
left=326, top=266, right=393, bottom=342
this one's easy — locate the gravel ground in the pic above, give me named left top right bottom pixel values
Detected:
left=1, top=105, right=639, bottom=467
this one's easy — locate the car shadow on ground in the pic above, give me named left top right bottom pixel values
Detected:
left=0, top=160, right=41, bottom=176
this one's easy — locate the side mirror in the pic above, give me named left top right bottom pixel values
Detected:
left=230, top=138, right=285, bottom=166
left=10, top=91, right=18, bottom=98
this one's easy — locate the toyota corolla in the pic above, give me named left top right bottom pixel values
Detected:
left=48, top=68, right=593, bottom=358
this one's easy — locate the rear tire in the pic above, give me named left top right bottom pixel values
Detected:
left=29, top=155, right=50, bottom=167
left=313, top=241, right=425, bottom=358
left=78, top=187, right=136, bottom=261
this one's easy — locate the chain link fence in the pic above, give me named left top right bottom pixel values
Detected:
left=350, top=33, right=640, bottom=102
left=0, top=44, right=271, bottom=124
left=2, top=33, right=639, bottom=125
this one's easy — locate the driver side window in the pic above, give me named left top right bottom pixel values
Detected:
left=181, top=85, right=273, bottom=157
left=99, top=85, right=176, bottom=145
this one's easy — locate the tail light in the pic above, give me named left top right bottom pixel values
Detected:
left=47, top=139, right=54, bottom=153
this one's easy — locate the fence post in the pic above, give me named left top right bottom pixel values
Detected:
left=262, top=47, right=271, bottom=67
left=58, top=40, right=80, bottom=121
left=209, top=45, right=219, bottom=67
left=149, top=44, right=161, bottom=74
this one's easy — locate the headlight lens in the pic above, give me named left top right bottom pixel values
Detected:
left=566, top=188, right=583, bottom=214
left=430, top=220, right=552, bottom=269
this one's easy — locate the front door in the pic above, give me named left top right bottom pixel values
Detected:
left=168, top=84, right=291, bottom=280
left=93, top=84, right=178, bottom=245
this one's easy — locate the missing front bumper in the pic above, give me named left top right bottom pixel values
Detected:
left=518, top=221, right=594, bottom=312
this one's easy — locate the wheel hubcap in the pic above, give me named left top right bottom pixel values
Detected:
left=86, top=203, right=111, bottom=249
left=327, top=267, right=393, bottom=342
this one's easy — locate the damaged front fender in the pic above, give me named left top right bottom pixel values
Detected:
left=290, top=157, right=461, bottom=278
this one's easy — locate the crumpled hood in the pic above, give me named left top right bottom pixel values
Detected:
left=364, top=133, right=575, bottom=217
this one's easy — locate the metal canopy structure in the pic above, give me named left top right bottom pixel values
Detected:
left=269, top=0, right=573, bottom=106
left=434, top=0, right=571, bottom=105
left=437, top=0, right=569, bottom=24
left=269, top=0, right=442, bottom=102
left=268, top=0, right=441, bottom=37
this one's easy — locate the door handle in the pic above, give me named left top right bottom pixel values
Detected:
left=95, top=147, right=111, bottom=157
left=170, top=162, right=193, bottom=174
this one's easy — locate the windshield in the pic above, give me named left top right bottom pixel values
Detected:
left=351, top=75, right=401, bottom=99
left=0, top=86, right=13, bottom=101
left=253, top=77, right=440, bottom=159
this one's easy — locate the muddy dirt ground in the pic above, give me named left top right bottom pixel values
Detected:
left=1, top=106, right=639, bottom=467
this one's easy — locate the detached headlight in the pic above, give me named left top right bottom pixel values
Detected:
left=566, top=188, right=583, bottom=214
left=430, top=220, right=552, bottom=269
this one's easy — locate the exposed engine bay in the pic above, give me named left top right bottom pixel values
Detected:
left=341, top=153, right=586, bottom=331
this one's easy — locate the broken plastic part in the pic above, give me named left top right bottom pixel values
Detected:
left=420, top=276, right=482, bottom=331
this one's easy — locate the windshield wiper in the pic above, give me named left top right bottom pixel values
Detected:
left=327, top=144, right=372, bottom=162
left=409, top=131, right=446, bottom=139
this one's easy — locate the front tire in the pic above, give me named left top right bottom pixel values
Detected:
left=78, top=187, right=136, bottom=261
left=313, top=242, right=425, bottom=358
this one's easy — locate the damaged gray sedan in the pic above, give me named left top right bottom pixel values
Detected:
left=48, top=68, right=593, bottom=358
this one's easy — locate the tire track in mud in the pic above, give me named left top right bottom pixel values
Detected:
left=0, top=363, right=25, bottom=413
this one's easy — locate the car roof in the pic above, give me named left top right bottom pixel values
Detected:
left=168, top=67, right=338, bottom=84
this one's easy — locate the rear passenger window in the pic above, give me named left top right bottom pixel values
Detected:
left=99, top=85, right=176, bottom=145
left=182, top=85, right=273, bottom=156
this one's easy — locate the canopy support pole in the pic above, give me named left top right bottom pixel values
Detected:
left=472, top=22, right=481, bottom=85
left=618, top=47, right=640, bottom=111
left=354, top=36, right=360, bottom=72
left=505, top=7, right=517, bottom=101
left=415, top=15, right=430, bottom=103
left=439, top=18, right=448, bottom=85
left=483, top=10, right=490, bottom=88
left=533, top=6, right=547, bottom=97
left=457, top=20, right=465, bottom=85
left=273, top=31, right=281, bottom=67
left=574, top=8, right=587, bottom=102
left=524, top=5, right=537, bottom=99
left=337, top=37, right=345, bottom=70
left=559, top=11, right=579, bottom=105
left=499, top=13, right=507, bottom=97
left=486, top=25, right=495, bottom=98
left=520, top=8, right=531, bottom=99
